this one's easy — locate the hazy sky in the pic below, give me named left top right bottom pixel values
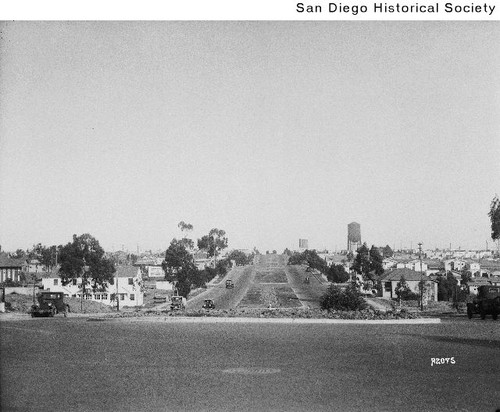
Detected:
left=1, top=21, right=499, bottom=253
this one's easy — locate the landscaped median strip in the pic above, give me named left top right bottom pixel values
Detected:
left=98, top=316, right=441, bottom=324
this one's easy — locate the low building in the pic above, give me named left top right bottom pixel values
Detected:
left=0, top=253, right=28, bottom=283
left=134, top=256, right=165, bottom=278
left=444, top=259, right=467, bottom=272
left=380, top=268, right=438, bottom=302
left=41, top=266, right=143, bottom=307
left=396, top=260, right=428, bottom=272
left=424, top=259, right=444, bottom=276
left=382, top=258, right=397, bottom=270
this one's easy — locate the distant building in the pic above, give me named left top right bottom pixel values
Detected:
left=299, top=239, right=309, bottom=251
left=134, top=256, right=165, bottom=278
left=0, top=253, right=28, bottom=283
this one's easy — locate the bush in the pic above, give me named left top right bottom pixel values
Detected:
left=320, top=283, right=367, bottom=311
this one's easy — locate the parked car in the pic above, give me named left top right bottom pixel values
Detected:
left=202, top=299, right=215, bottom=309
left=225, top=279, right=234, bottom=289
left=170, top=295, right=186, bottom=310
left=467, top=285, right=500, bottom=320
left=30, top=292, right=70, bottom=317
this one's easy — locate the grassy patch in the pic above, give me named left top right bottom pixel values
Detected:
left=238, top=285, right=301, bottom=309
left=255, top=270, right=288, bottom=283
left=238, top=287, right=264, bottom=307
left=275, top=285, right=302, bottom=308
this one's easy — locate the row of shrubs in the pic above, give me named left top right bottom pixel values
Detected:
left=99, top=307, right=419, bottom=320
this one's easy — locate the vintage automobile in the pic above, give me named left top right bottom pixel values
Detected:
left=30, top=292, right=70, bottom=317
left=467, top=285, right=500, bottom=320
left=170, top=295, right=186, bottom=310
left=225, top=279, right=234, bottom=289
left=202, top=299, right=215, bottom=309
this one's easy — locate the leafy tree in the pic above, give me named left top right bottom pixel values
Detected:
left=369, top=246, right=384, bottom=277
left=460, top=269, right=472, bottom=286
left=28, top=243, right=60, bottom=270
left=162, top=238, right=204, bottom=297
left=395, top=276, right=416, bottom=302
left=283, top=248, right=292, bottom=256
left=178, top=221, right=193, bottom=233
left=489, top=195, right=500, bottom=255
left=14, top=249, right=26, bottom=258
left=162, top=239, right=196, bottom=282
left=197, top=228, right=228, bottom=262
left=320, top=283, right=367, bottom=311
left=58, top=234, right=115, bottom=293
left=178, top=221, right=194, bottom=250
left=326, top=264, right=350, bottom=283
left=287, top=250, right=327, bottom=274
left=304, top=250, right=327, bottom=273
left=28, top=243, right=43, bottom=260
left=352, top=244, right=371, bottom=277
left=383, top=245, right=394, bottom=258
left=129, top=254, right=138, bottom=265
left=489, top=196, right=500, bottom=240
left=287, top=252, right=304, bottom=265
left=352, top=243, right=384, bottom=282
left=227, top=250, right=253, bottom=266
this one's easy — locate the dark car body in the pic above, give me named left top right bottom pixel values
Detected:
left=467, top=285, right=500, bottom=320
left=31, top=292, right=70, bottom=317
left=202, top=299, right=215, bottom=309
left=225, top=279, right=234, bottom=289
left=170, top=295, right=186, bottom=310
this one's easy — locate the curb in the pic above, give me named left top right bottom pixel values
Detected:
left=98, top=316, right=441, bottom=324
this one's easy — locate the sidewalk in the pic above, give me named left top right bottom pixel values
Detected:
left=100, top=316, right=441, bottom=324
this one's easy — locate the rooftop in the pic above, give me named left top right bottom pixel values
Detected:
left=381, top=268, right=435, bottom=282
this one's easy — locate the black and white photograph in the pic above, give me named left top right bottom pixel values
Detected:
left=1, top=4, right=499, bottom=412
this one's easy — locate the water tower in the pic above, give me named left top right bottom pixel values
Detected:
left=347, top=222, right=361, bottom=252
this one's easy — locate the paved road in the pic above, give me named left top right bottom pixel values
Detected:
left=285, top=264, right=329, bottom=309
left=1, top=316, right=499, bottom=412
left=187, top=254, right=330, bottom=310
left=186, top=266, right=255, bottom=310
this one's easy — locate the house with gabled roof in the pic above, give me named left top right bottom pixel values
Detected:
left=0, top=253, right=28, bottom=283
left=380, top=268, right=438, bottom=302
left=41, top=265, right=143, bottom=307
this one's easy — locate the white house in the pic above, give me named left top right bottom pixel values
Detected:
left=382, top=258, right=397, bottom=270
left=444, top=259, right=467, bottom=272
left=41, top=266, right=144, bottom=307
left=465, top=260, right=480, bottom=274
left=396, top=260, right=428, bottom=272
left=380, top=268, right=438, bottom=302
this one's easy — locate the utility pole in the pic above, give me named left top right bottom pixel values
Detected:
left=418, top=242, right=424, bottom=311
left=116, top=275, right=120, bottom=311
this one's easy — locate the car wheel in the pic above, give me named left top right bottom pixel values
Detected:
left=492, top=312, right=498, bottom=320
left=467, top=307, right=473, bottom=319
left=480, top=307, right=486, bottom=320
